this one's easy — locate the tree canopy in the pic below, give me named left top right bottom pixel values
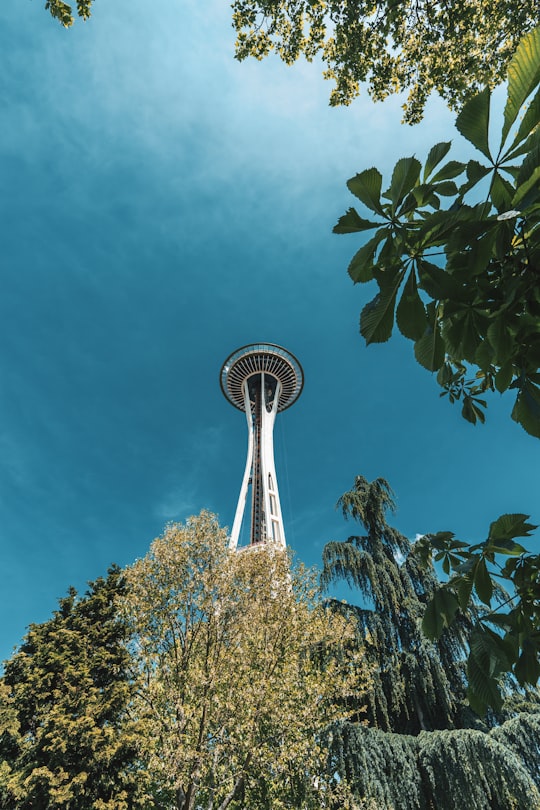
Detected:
left=335, top=25, right=540, bottom=434
left=41, top=1, right=538, bottom=123
left=233, top=0, right=538, bottom=123
left=122, top=511, right=369, bottom=810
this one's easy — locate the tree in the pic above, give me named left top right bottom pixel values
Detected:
left=0, top=567, right=148, bottom=810
left=321, top=475, right=473, bottom=735
left=416, top=514, right=540, bottom=714
left=121, top=511, right=369, bottom=810
left=232, top=0, right=538, bottom=123
left=321, top=475, right=540, bottom=809
left=334, top=25, right=540, bottom=434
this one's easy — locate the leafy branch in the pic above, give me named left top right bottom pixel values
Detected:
left=414, top=513, right=540, bottom=715
left=335, top=25, right=540, bottom=437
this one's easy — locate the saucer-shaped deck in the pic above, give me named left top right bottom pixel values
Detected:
left=220, top=343, right=303, bottom=412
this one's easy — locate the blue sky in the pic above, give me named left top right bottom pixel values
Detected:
left=1, top=0, right=538, bottom=662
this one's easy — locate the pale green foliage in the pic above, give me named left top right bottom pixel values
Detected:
left=335, top=25, right=540, bottom=433
left=122, top=511, right=369, bottom=810
left=232, top=0, right=537, bottom=122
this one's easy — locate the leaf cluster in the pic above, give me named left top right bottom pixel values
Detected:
left=44, top=0, right=92, bottom=27
left=232, top=0, right=537, bottom=122
left=416, top=513, right=540, bottom=715
left=335, top=25, right=540, bottom=436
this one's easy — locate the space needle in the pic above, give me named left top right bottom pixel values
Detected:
left=220, top=343, right=303, bottom=549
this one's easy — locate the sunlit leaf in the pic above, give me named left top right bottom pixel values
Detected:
left=501, top=25, right=540, bottom=147
left=488, top=513, right=537, bottom=542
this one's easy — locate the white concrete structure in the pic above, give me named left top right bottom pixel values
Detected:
left=220, top=344, right=303, bottom=549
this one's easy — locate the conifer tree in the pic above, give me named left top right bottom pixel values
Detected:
left=322, top=475, right=540, bottom=809
left=0, top=567, right=148, bottom=810
left=322, top=475, right=472, bottom=734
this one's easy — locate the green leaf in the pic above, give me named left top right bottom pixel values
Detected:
left=360, top=270, right=406, bottom=344
left=488, top=513, right=537, bottom=542
left=396, top=269, right=426, bottom=340
left=429, top=531, right=456, bottom=550
left=386, top=157, right=422, bottom=214
left=416, top=260, right=462, bottom=301
left=467, top=632, right=505, bottom=714
left=486, top=538, right=527, bottom=555
left=513, top=165, right=540, bottom=207
left=431, top=160, right=466, bottom=183
left=456, top=575, right=474, bottom=610
left=456, top=87, right=492, bottom=162
left=495, top=363, right=514, bottom=393
left=423, top=142, right=451, bottom=180
left=432, top=180, right=458, bottom=197
left=474, top=558, right=493, bottom=606
left=458, top=160, right=492, bottom=197
left=333, top=207, right=382, bottom=234
left=445, top=309, right=484, bottom=364
left=512, top=378, right=540, bottom=438
left=347, top=168, right=385, bottom=216
left=461, top=396, right=485, bottom=425
left=514, top=638, right=540, bottom=685
left=501, top=25, right=540, bottom=148
left=414, top=303, right=445, bottom=371
left=422, top=588, right=459, bottom=640
left=347, top=230, right=389, bottom=283
left=490, top=171, right=515, bottom=212
left=487, top=318, right=514, bottom=366
left=504, top=85, right=540, bottom=157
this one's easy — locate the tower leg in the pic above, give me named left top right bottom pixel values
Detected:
left=229, top=380, right=254, bottom=550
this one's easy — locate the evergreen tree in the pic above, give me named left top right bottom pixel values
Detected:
left=322, top=475, right=473, bottom=735
left=0, top=567, right=148, bottom=810
left=322, top=475, right=540, bottom=809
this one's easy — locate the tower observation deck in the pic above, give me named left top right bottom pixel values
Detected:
left=220, top=343, right=303, bottom=549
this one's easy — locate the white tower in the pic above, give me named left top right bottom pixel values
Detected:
left=220, top=343, right=303, bottom=550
